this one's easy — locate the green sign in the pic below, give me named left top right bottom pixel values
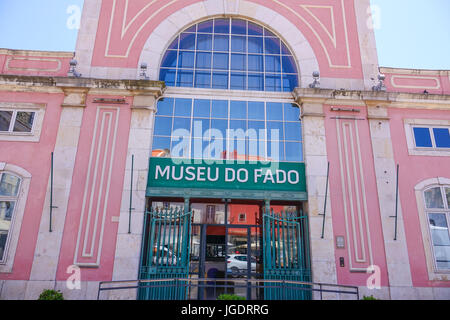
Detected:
left=147, top=157, right=306, bottom=193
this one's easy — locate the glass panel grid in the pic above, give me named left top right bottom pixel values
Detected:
left=159, top=18, right=298, bottom=92
left=153, top=98, right=303, bottom=162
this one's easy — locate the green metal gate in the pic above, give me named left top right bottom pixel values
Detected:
left=263, top=210, right=312, bottom=300
left=139, top=207, right=192, bottom=300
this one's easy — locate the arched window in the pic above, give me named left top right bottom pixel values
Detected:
left=423, top=185, right=450, bottom=270
left=0, top=172, right=21, bottom=262
left=159, top=18, right=299, bottom=92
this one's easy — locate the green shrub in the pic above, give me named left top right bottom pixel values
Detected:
left=362, top=295, right=378, bottom=300
left=38, top=289, right=64, bottom=300
left=217, top=294, right=246, bottom=300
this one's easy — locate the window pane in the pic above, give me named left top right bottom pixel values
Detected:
left=248, top=102, right=265, bottom=120
left=248, top=37, right=263, bottom=54
left=230, top=101, right=247, bottom=119
left=179, top=33, right=196, bottom=50
left=231, top=19, right=246, bottom=35
left=266, top=103, right=283, bottom=121
left=282, top=55, right=297, bottom=74
left=428, top=213, right=450, bottom=269
left=211, top=100, right=228, bottom=119
left=211, top=119, right=228, bottom=139
left=285, top=122, right=302, bottom=141
left=161, top=50, right=178, bottom=68
left=248, top=120, right=265, bottom=134
left=265, top=55, right=281, bottom=73
left=0, top=201, right=15, bottom=261
left=154, top=116, right=173, bottom=136
left=248, top=73, right=264, bottom=91
left=268, top=140, right=284, bottom=161
left=267, top=121, right=284, bottom=140
left=230, top=120, right=247, bottom=132
left=230, top=73, right=246, bottom=90
left=196, top=52, right=212, bottom=69
left=214, top=18, right=230, bottom=34
left=248, top=55, right=263, bottom=72
left=413, top=127, right=432, bottom=147
left=433, top=128, right=450, bottom=148
left=213, top=53, right=229, bottom=70
left=231, top=54, right=246, bottom=71
left=194, top=71, right=211, bottom=88
left=193, top=99, right=210, bottom=118
left=212, top=72, right=228, bottom=89
left=265, top=73, right=282, bottom=92
left=265, top=37, right=280, bottom=54
left=174, top=99, right=192, bottom=117
left=0, top=111, right=13, bottom=132
left=0, top=174, right=20, bottom=197
left=167, top=37, right=178, bottom=50
left=157, top=98, right=174, bottom=116
left=176, top=70, right=193, bottom=87
left=173, top=117, right=192, bottom=133
left=152, top=136, right=171, bottom=155
left=248, top=22, right=263, bottom=36
left=446, top=188, right=450, bottom=208
left=159, top=68, right=176, bottom=86
left=285, top=142, right=303, bottom=162
left=214, top=35, right=229, bottom=51
left=198, top=20, right=213, bottom=33
left=178, top=51, right=195, bottom=68
left=13, top=112, right=35, bottom=133
left=282, top=74, right=298, bottom=91
left=197, top=34, right=212, bottom=51
left=231, top=36, right=246, bottom=53
left=284, top=103, right=300, bottom=121
left=192, top=118, right=210, bottom=138
left=0, top=201, right=14, bottom=221
left=425, top=187, right=444, bottom=209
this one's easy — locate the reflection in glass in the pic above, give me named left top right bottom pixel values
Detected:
left=425, top=187, right=444, bottom=209
left=428, top=213, right=450, bottom=269
left=0, top=111, right=13, bottom=132
left=0, top=174, right=20, bottom=197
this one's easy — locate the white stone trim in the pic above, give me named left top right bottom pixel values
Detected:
left=0, top=164, right=32, bottom=273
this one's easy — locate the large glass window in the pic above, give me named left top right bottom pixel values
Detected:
left=0, top=110, right=35, bottom=133
left=152, top=98, right=302, bottom=162
left=0, top=172, right=21, bottom=262
left=424, top=186, right=450, bottom=270
left=159, top=18, right=298, bottom=92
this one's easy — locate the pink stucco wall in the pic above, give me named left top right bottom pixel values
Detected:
left=0, top=51, right=71, bottom=77
left=56, top=96, right=132, bottom=282
left=0, top=91, right=63, bottom=280
left=389, top=107, right=450, bottom=287
left=324, top=105, right=389, bottom=286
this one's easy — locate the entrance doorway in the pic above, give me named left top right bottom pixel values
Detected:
left=142, top=198, right=310, bottom=300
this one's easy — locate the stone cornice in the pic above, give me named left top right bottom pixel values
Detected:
left=0, top=74, right=165, bottom=97
left=294, top=87, right=450, bottom=109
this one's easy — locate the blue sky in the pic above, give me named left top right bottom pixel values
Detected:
left=0, top=0, right=449, bottom=70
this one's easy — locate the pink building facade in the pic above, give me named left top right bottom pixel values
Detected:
left=0, top=0, right=449, bottom=300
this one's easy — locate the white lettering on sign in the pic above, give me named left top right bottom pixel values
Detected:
left=237, top=168, right=248, bottom=183
left=225, top=168, right=235, bottom=182
left=153, top=165, right=301, bottom=186
left=288, top=170, right=299, bottom=184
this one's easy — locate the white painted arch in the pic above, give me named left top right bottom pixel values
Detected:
left=137, top=0, right=320, bottom=89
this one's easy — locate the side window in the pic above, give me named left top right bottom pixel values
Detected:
left=424, top=186, right=450, bottom=270
left=0, top=172, right=21, bottom=262
left=413, top=127, right=450, bottom=149
left=0, top=110, right=36, bottom=133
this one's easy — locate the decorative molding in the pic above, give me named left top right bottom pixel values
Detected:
left=335, top=118, right=373, bottom=272
left=5, top=57, right=62, bottom=73
left=74, top=107, right=121, bottom=267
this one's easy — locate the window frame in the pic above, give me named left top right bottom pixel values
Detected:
left=0, top=109, right=36, bottom=134
left=0, top=103, right=45, bottom=142
left=404, top=119, right=450, bottom=157
left=415, top=178, right=450, bottom=281
left=0, top=172, right=22, bottom=264
left=423, top=185, right=450, bottom=272
left=158, top=17, right=299, bottom=92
